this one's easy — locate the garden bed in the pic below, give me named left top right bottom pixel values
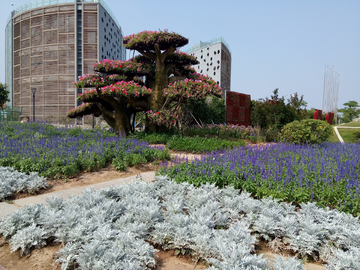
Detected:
left=2, top=176, right=359, bottom=269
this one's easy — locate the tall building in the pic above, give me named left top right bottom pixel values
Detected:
left=5, top=0, right=126, bottom=121
left=186, top=37, right=231, bottom=95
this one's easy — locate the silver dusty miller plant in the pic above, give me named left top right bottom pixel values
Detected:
left=1, top=175, right=360, bottom=269
left=0, top=166, right=48, bottom=201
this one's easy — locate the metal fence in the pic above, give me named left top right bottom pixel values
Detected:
left=0, top=107, right=23, bottom=122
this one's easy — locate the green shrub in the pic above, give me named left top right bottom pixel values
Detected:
left=280, top=119, right=333, bottom=144
left=186, top=96, right=225, bottom=125
left=166, top=136, right=245, bottom=153
left=130, top=131, right=179, bottom=144
left=264, top=126, right=280, bottom=142
left=112, top=158, right=127, bottom=171
left=352, top=130, right=360, bottom=143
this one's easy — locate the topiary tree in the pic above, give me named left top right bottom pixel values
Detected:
left=67, top=30, right=222, bottom=135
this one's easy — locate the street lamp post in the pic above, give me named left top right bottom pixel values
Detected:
left=31, top=87, right=36, bottom=122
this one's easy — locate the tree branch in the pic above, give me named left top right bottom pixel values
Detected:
left=168, top=75, right=186, bottom=84
left=95, top=87, right=120, bottom=110
left=154, top=43, right=162, bottom=58
left=127, top=97, right=150, bottom=111
left=166, top=63, right=176, bottom=76
left=161, top=46, right=176, bottom=62
left=138, top=49, right=156, bottom=61
left=95, top=102, right=115, bottom=120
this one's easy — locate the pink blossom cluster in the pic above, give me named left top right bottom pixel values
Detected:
left=101, top=81, right=152, bottom=97
left=191, top=73, right=221, bottom=88
left=146, top=109, right=177, bottom=126
left=93, top=59, right=147, bottom=73
left=67, top=102, right=91, bottom=116
left=165, top=78, right=222, bottom=99
left=122, top=29, right=179, bottom=48
left=77, top=89, right=98, bottom=102
left=205, top=124, right=258, bottom=135
left=74, top=74, right=104, bottom=88
left=183, top=66, right=196, bottom=74
left=167, top=50, right=197, bottom=63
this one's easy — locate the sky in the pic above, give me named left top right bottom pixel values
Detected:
left=1, top=0, right=359, bottom=110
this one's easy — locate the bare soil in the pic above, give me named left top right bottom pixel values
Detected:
left=13, top=162, right=161, bottom=201
left=0, top=238, right=207, bottom=270
left=0, top=238, right=325, bottom=270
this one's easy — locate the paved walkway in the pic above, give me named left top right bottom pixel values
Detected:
left=0, top=171, right=156, bottom=221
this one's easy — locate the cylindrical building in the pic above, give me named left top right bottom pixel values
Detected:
left=5, top=0, right=126, bottom=121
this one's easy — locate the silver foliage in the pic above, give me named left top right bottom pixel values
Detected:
left=272, top=255, right=305, bottom=270
left=1, top=175, right=360, bottom=269
left=0, top=166, right=48, bottom=201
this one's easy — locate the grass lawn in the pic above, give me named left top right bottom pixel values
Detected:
left=328, top=131, right=340, bottom=142
left=337, top=128, right=359, bottom=142
left=340, top=121, right=360, bottom=127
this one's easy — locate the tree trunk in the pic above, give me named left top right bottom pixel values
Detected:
left=114, top=109, right=131, bottom=136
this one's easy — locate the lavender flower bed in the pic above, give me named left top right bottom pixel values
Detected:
left=0, top=122, right=168, bottom=179
left=159, top=142, right=360, bottom=216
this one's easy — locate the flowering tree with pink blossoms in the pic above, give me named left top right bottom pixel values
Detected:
left=68, top=30, right=222, bottom=135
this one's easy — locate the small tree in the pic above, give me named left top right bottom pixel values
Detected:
left=67, top=30, right=222, bottom=135
left=0, top=83, right=10, bottom=108
left=338, top=101, right=360, bottom=123
left=251, top=89, right=308, bottom=141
